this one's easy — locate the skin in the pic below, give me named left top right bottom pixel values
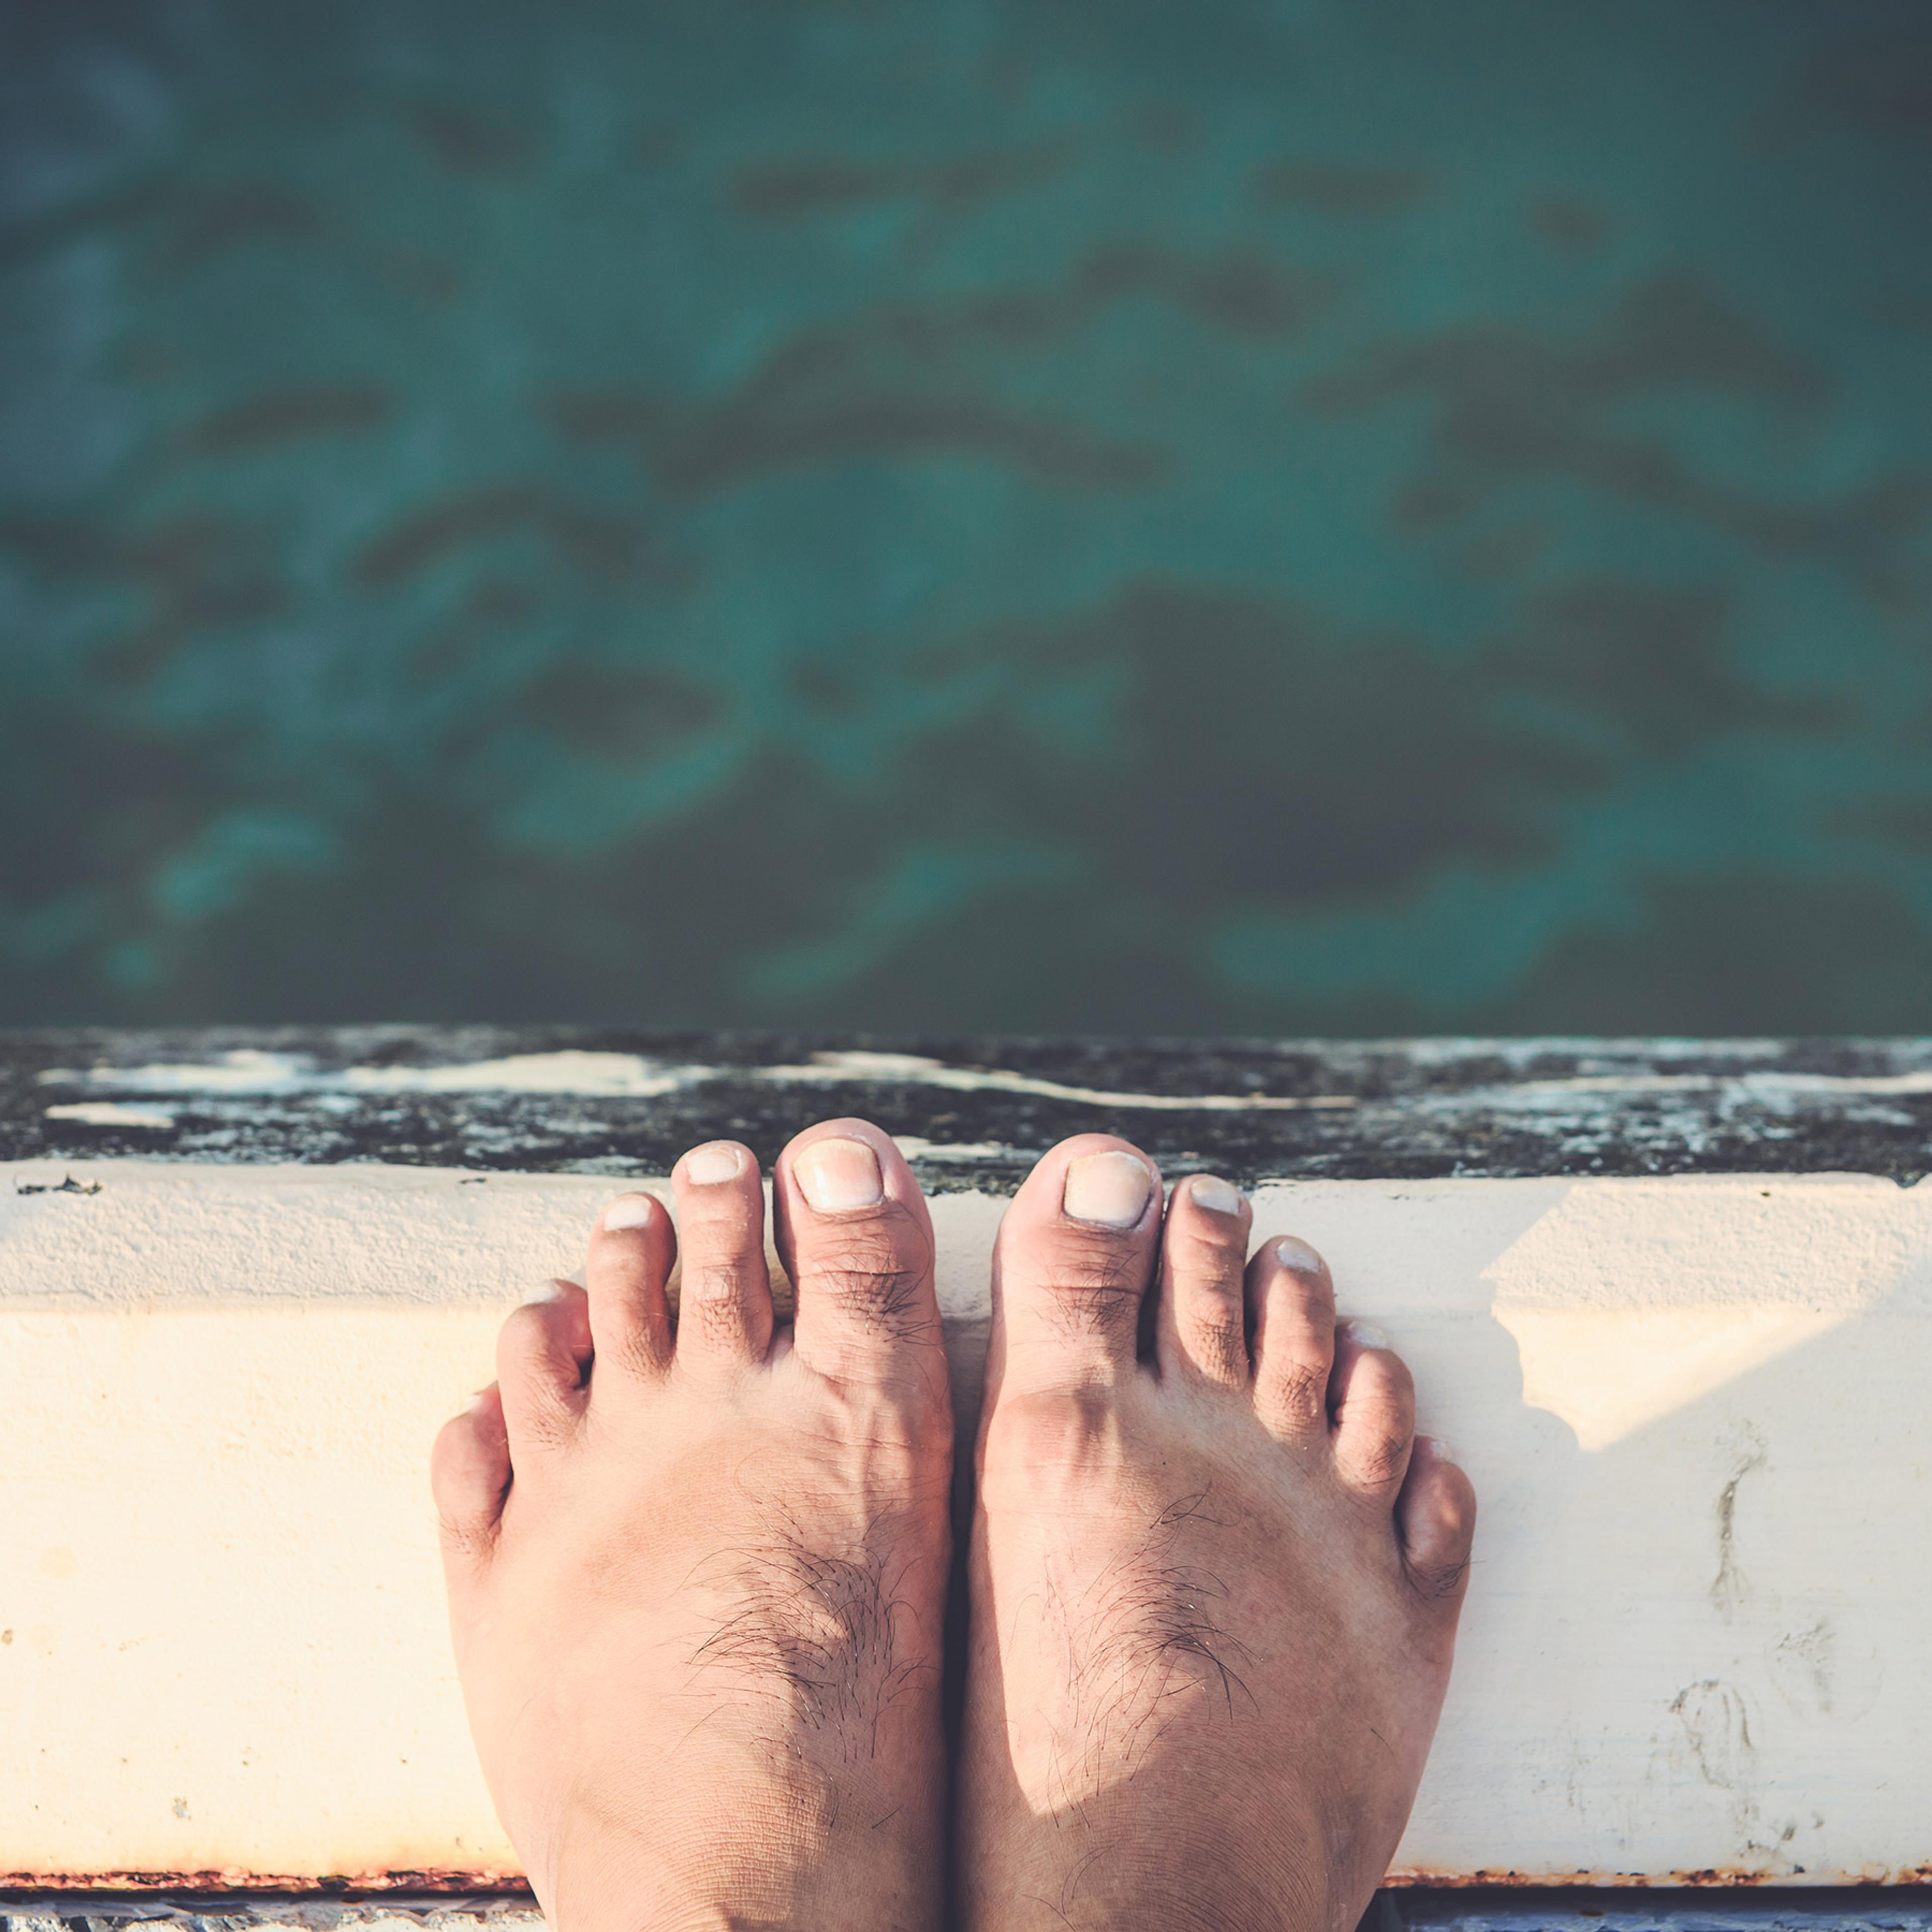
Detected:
left=432, top=1123, right=1475, bottom=1932
left=954, top=1135, right=1476, bottom=1931
left=432, top=1120, right=954, bottom=1932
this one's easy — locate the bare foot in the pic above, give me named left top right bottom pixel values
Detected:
left=957, top=1136, right=1476, bottom=1932
left=431, top=1120, right=953, bottom=1932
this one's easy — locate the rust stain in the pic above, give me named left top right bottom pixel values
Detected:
left=1385, top=1863, right=1932, bottom=1886
left=0, top=1868, right=531, bottom=1894
left=11, top=1860, right=1932, bottom=1894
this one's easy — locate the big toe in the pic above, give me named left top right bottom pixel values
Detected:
left=772, top=1118, right=944, bottom=1387
left=991, top=1134, right=1162, bottom=1390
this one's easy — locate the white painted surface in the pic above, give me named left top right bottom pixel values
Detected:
left=1, top=1161, right=1927, bottom=1884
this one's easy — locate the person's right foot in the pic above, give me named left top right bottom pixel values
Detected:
left=432, top=1120, right=953, bottom=1932
left=957, top=1135, right=1476, bottom=1932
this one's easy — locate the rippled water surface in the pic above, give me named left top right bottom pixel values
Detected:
left=4, top=0, right=1930, bottom=1031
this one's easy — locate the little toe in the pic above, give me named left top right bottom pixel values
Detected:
left=670, top=1140, right=774, bottom=1369
left=1327, top=1319, right=1417, bottom=1498
left=585, top=1191, right=675, bottom=1382
left=772, top=1119, right=942, bottom=1383
left=496, top=1279, right=592, bottom=1453
left=1396, top=1438, right=1478, bottom=1616
left=990, top=1134, right=1162, bottom=1389
left=1248, top=1236, right=1337, bottom=1439
left=1154, top=1174, right=1253, bottom=1388
left=430, top=1383, right=510, bottom=1566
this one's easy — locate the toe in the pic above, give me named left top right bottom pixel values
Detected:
left=496, top=1279, right=592, bottom=1453
left=671, top=1141, right=774, bottom=1369
left=990, top=1134, right=1161, bottom=1389
left=1248, top=1235, right=1336, bottom=1439
left=431, top=1383, right=510, bottom=1567
left=772, top=1119, right=942, bottom=1384
left=1327, top=1319, right=1417, bottom=1498
left=585, top=1191, right=675, bottom=1383
left=1396, top=1438, right=1478, bottom=1614
left=1154, top=1174, right=1253, bottom=1388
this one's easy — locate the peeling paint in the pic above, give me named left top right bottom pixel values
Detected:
left=44, top=1104, right=178, bottom=1130
left=37, top=1048, right=1353, bottom=1113
left=1497, top=1072, right=1932, bottom=1101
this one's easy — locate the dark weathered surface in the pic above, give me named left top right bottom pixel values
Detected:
left=6, top=1030, right=1930, bottom=1186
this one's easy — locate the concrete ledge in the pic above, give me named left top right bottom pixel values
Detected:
left=3, top=1036, right=1929, bottom=1893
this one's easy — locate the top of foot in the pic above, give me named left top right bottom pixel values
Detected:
left=959, top=1134, right=1476, bottom=1932
left=432, top=1120, right=954, bottom=1932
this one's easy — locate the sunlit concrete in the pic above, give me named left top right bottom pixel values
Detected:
left=1, top=1162, right=1927, bottom=1884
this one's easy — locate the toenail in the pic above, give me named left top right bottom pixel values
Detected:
left=601, top=1192, right=659, bottom=1231
left=1338, top=1316, right=1391, bottom=1351
left=1275, top=1236, right=1325, bottom=1274
left=1190, top=1175, right=1242, bottom=1215
left=523, top=1279, right=571, bottom=1305
left=1422, top=1434, right=1459, bottom=1466
left=1063, top=1151, right=1154, bottom=1228
left=682, top=1143, right=743, bottom=1186
left=794, top=1136, right=884, bottom=1211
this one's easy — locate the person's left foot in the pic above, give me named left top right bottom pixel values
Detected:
left=956, top=1135, right=1476, bottom=1932
left=431, top=1120, right=954, bottom=1932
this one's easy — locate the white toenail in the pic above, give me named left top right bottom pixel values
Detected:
left=682, top=1143, right=743, bottom=1185
left=1338, top=1317, right=1390, bottom=1351
left=523, top=1280, right=570, bottom=1305
left=601, top=1192, right=658, bottom=1231
left=1190, top=1176, right=1242, bottom=1215
left=1424, top=1435, right=1459, bottom=1467
left=1063, top=1152, right=1154, bottom=1228
left=794, top=1137, right=884, bottom=1211
left=1275, top=1236, right=1325, bottom=1274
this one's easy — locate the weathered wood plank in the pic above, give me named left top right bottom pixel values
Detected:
left=7, top=1031, right=1932, bottom=1183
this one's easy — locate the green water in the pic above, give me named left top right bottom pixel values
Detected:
left=4, top=0, right=1930, bottom=1032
